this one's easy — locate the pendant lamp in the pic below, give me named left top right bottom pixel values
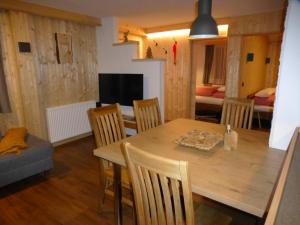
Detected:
left=189, top=0, right=218, bottom=39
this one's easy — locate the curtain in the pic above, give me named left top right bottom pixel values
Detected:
left=209, top=44, right=227, bottom=85
left=0, top=40, right=11, bottom=113
left=203, top=45, right=214, bottom=84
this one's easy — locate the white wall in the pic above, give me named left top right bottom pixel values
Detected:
left=96, top=17, right=165, bottom=134
left=269, top=0, right=300, bottom=150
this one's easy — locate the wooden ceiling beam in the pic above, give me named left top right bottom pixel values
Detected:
left=0, top=0, right=101, bottom=26
left=144, top=18, right=231, bottom=34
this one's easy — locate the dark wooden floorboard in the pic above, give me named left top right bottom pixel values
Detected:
left=0, top=136, right=257, bottom=225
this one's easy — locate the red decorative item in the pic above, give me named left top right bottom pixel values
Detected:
left=172, top=41, right=177, bottom=65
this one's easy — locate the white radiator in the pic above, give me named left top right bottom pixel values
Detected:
left=46, top=100, right=96, bottom=143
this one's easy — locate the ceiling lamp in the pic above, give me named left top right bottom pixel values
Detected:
left=189, top=0, right=218, bottom=39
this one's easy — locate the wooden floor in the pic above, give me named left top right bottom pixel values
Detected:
left=0, top=136, right=259, bottom=225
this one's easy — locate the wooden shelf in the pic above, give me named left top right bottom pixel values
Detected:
left=132, top=58, right=166, bottom=62
left=113, top=41, right=139, bottom=46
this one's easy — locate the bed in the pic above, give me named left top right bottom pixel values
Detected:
left=195, top=96, right=224, bottom=105
left=248, top=87, right=276, bottom=128
left=195, top=86, right=225, bottom=121
left=195, top=86, right=275, bottom=128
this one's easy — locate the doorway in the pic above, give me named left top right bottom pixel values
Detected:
left=191, top=38, right=228, bottom=123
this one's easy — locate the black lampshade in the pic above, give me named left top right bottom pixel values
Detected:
left=190, top=0, right=218, bottom=39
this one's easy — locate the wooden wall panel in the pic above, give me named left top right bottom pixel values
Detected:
left=143, top=37, right=191, bottom=121
left=0, top=12, right=24, bottom=134
left=225, top=36, right=242, bottom=97
left=239, top=35, right=268, bottom=98
left=33, top=16, right=98, bottom=108
left=228, top=11, right=284, bottom=36
left=0, top=10, right=97, bottom=138
left=9, top=11, right=47, bottom=138
left=0, top=0, right=101, bottom=26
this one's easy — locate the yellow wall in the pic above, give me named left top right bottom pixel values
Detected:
left=239, top=35, right=268, bottom=98
left=265, top=41, right=281, bottom=87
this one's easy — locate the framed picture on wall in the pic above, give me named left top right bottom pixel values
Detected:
left=55, top=33, right=73, bottom=64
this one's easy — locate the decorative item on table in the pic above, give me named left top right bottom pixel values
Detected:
left=224, top=125, right=238, bottom=151
left=175, top=130, right=223, bottom=151
left=146, top=46, right=153, bottom=58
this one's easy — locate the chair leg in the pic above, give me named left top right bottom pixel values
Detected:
left=98, top=159, right=106, bottom=212
left=257, top=112, right=262, bottom=129
left=132, top=192, right=137, bottom=225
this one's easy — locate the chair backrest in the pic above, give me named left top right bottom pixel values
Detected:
left=88, top=103, right=126, bottom=148
left=122, top=142, right=195, bottom=225
left=221, top=97, right=254, bottom=129
left=133, top=97, right=162, bottom=133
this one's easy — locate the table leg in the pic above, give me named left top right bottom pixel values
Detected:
left=113, top=164, right=122, bottom=225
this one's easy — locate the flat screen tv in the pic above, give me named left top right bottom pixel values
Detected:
left=99, top=73, right=143, bottom=106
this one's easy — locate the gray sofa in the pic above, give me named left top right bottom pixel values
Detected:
left=0, top=134, right=54, bottom=187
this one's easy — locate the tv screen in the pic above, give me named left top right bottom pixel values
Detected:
left=99, top=73, right=143, bottom=106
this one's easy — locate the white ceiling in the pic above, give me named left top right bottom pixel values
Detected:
left=24, top=0, right=284, bottom=28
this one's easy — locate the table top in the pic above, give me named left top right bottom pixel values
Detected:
left=93, top=119, right=285, bottom=217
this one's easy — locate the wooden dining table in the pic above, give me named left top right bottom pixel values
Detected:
left=93, top=119, right=285, bottom=225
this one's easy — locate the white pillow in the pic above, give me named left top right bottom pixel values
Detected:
left=217, top=86, right=226, bottom=92
left=255, top=88, right=276, bottom=97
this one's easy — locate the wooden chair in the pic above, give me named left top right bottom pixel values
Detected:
left=221, top=97, right=254, bottom=129
left=88, top=104, right=132, bottom=210
left=133, top=97, right=162, bottom=133
left=265, top=127, right=300, bottom=225
left=121, top=142, right=232, bottom=225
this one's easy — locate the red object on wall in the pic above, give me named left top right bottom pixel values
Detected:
left=172, top=41, right=177, bottom=65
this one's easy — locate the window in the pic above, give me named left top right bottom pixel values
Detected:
left=203, top=43, right=227, bottom=85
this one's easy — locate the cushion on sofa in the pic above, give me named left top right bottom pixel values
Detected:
left=0, top=135, right=53, bottom=172
left=0, top=127, right=28, bottom=155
